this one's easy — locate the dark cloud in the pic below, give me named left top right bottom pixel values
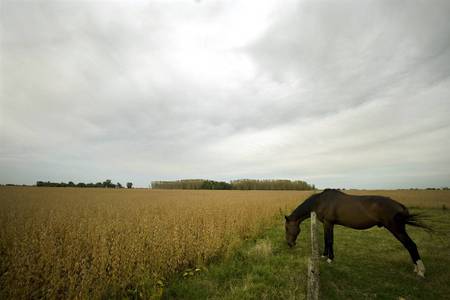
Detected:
left=1, top=0, right=449, bottom=188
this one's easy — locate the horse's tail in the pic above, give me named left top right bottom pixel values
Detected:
left=403, top=213, right=434, bottom=233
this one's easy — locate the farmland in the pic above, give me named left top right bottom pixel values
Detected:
left=0, top=187, right=313, bottom=299
left=1, top=187, right=449, bottom=299
left=163, top=190, right=450, bottom=299
left=319, top=207, right=450, bottom=299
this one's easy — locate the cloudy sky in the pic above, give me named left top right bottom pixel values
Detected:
left=1, top=0, right=450, bottom=188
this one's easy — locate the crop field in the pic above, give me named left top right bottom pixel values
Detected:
left=1, top=188, right=449, bottom=299
left=0, top=187, right=313, bottom=299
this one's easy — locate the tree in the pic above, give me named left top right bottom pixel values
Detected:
left=103, top=179, right=112, bottom=188
left=117, top=182, right=122, bottom=188
left=127, top=182, right=133, bottom=189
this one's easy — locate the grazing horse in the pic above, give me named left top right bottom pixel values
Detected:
left=285, top=189, right=431, bottom=277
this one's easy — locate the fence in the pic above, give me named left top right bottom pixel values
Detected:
left=307, top=212, right=320, bottom=300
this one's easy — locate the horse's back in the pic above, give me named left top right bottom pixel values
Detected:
left=315, top=190, right=407, bottom=229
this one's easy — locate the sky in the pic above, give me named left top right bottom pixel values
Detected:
left=1, top=0, right=450, bottom=189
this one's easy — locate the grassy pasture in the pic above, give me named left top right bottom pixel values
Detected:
left=163, top=190, right=450, bottom=299
left=319, top=208, right=450, bottom=299
left=0, top=187, right=313, bottom=299
left=162, top=221, right=311, bottom=300
left=168, top=207, right=450, bottom=300
left=315, top=189, right=450, bottom=299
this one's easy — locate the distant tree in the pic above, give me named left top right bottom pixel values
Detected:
left=127, top=182, right=133, bottom=189
left=103, top=179, right=112, bottom=188
left=117, top=182, right=122, bottom=188
left=230, top=179, right=315, bottom=190
left=201, top=180, right=231, bottom=190
left=68, top=181, right=75, bottom=187
left=150, top=179, right=315, bottom=190
left=77, top=182, right=86, bottom=188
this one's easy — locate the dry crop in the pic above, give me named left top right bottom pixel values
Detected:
left=0, top=187, right=312, bottom=299
left=2, top=188, right=448, bottom=299
left=346, top=189, right=450, bottom=208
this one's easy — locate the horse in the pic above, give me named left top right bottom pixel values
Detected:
left=284, top=189, right=431, bottom=277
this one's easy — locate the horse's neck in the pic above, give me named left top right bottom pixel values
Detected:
left=290, top=195, right=317, bottom=222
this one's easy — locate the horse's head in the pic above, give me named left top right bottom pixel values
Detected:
left=284, top=215, right=300, bottom=248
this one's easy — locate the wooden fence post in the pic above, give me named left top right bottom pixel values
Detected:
left=307, top=211, right=320, bottom=300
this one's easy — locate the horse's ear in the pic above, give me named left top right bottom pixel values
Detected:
left=285, top=215, right=289, bottom=221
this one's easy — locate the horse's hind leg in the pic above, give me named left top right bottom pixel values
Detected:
left=386, top=222, right=425, bottom=277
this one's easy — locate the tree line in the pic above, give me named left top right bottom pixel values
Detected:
left=151, top=179, right=231, bottom=190
left=230, top=179, right=315, bottom=190
left=151, top=179, right=315, bottom=190
left=36, top=180, right=133, bottom=189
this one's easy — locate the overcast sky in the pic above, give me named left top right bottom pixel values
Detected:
left=1, top=0, right=450, bottom=189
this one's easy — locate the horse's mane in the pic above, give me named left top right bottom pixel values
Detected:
left=289, top=193, right=320, bottom=220
left=322, top=188, right=344, bottom=194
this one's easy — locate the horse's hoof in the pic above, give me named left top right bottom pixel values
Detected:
left=415, top=260, right=425, bottom=278
left=326, top=258, right=332, bottom=264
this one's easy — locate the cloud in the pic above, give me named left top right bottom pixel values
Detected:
left=1, top=0, right=450, bottom=188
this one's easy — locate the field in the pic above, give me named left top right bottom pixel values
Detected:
left=0, top=187, right=313, bottom=299
left=162, top=190, right=450, bottom=300
left=319, top=208, right=450, bottom=299
left=1, top=188, right=449, bottom=299
left=162, top=221, right=311, bottom=300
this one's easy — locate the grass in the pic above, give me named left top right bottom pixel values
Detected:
left=319, top=208, right=450, bottom=300
left=163, top=208, right=450, bottom=300
left=162, top=220, right=311, bottom=300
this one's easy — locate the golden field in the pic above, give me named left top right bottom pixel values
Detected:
left=1, top=187, right=449, bottom=299
left=346, top=189, right=450, bottom=208
left=0, top=187, right=313, bottom=299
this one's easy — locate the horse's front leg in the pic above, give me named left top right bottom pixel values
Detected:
left=328, top=223, right=335, bottom=263
left=322, top=222, right=329, bottom=258
left=324, top=222, right=334, bottom=263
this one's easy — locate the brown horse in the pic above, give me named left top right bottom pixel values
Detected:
left=285, top=189, right=431, bottom=277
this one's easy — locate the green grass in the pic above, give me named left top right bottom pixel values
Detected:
left=162, top=208, right=450, bottom=300
left=319, top=208, right=450, bottom=300
left=162, top=221, right=311, bottom=300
